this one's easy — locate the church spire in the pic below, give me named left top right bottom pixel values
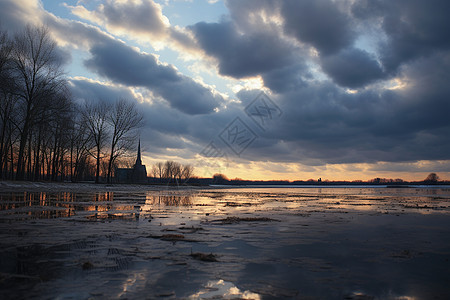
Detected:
left=135, top=139, right=142, bottom=166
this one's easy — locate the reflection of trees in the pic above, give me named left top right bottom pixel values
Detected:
left=93, top=192, right=114, bottom=202
left=0, top=192, right=75, bottom=219
left=147, top=193, right=192, bottom=206
left=0, top=191, right=120, bottom=219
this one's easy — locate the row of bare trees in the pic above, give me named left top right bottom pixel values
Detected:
left=151, top=161, right=194, bottom=184
left=0, top=25, right=143, bottom=182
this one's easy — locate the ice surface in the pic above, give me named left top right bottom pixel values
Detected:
left=1, top=184, right=450, bottom=299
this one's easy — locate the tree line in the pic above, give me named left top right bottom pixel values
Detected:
left=150, top=161, right=194, bottom=185
left=0, top=25, right=143, bottom=183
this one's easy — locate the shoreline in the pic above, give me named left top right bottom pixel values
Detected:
left=0, top=180, right=448, bottom=193
left=0, top=180, right=207, bottom=193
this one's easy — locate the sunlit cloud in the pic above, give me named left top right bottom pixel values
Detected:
left=66, top=0, right=169, bottom=39
left=231, top=76, right=265, bottom=94
left=65, top=0, right=202, bottom=56
left=386, top=78, right=409, bottom=90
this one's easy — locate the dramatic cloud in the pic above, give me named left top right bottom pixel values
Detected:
left=190, top=20, right=297, bottom=79
left=84, top=38, right=222, bottom=114
left=320, top=48, right=384, bottom=88
left=68, top=77, right=138, bottom=104
left=0, top=0, right=42, bottom=33
left=42, top=9, right=223, bottom=115
left=352, top=0, right=450, bottom=73
left=281, top=0, right=355, bottom=55
left=66, top=0, right=168, bottom=39
left=261, top=63, right=310, bottom=93
left=65, top=0, right=198, bottom=53
left=244, top=62, right=450, bottom=165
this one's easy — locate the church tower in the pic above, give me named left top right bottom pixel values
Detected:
left=135, top=139, right=143, bottom=166
left=132, top=139, right=147, bottom=182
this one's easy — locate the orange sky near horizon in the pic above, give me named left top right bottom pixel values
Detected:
left=143, top=155, right=450, bottom=182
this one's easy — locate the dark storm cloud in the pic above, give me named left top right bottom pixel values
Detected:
left=241, top=68, right=450, bottom=165
left=68, top=78, right=136, bottom=104
left=393, top=52, right=450, bottom=133
left=320, top=48, right=384, bottom=88
left=261, top=63, right=310, bottom=93
left=281, top=0, right=355, bottom=55
left=190, top=20, right=297, bottom=79
left=85, top=41, right=178, bottom=86
left=352, top=0, right=450, bottom=73
left=225, top=0, right=279, bottom=31
left=84, top=38, right=222, bottom=115
left=53, top=45, right=72, bottom=67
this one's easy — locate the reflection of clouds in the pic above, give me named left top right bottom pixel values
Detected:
left=117, top=270, right=148, bottom=299
left=188, top=280, right=261, bottom=300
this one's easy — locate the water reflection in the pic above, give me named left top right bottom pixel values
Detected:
left=145, top=191, right=193, bottom=206
left=0, top=190, right=199, bottom=221
left=0, top=191, right=139, bottom=221
left=2, top=187, right=449, bottom=221
left=0, top=187, right=449, bottom=299
left=188, top=280, right=261, bottom=300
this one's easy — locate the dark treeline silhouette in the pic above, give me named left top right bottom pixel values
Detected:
left=0, top=25, right=142, bottom=182
left=150, top=161, right=194, bottom=185
left=194, top=172, right=448, bottom=186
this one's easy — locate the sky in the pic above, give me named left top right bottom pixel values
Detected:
left=1, top=0, right=449, bottom=181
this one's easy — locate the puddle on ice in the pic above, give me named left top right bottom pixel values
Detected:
left=0, top=186, right=450, bottom=299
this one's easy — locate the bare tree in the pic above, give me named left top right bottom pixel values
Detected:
left=11, top=25, right=66, bottom=180
left=106, top=98, right=143, bottom=183
left=152, top=161, right=164, bottom=182
left=182, top=164, right=194, bottom=182
left=69, top=108, right=92, bottom=181
left=82, top=100, right=110, bottom=183
left=0, top=27, right=15, bottom=179
left=117, top=156, right=135, bottom=169
left=0, top=27, right=12, bottom=73
left=0, top=94, right=17, bottom=179
left=163, top=160, right=175, bottom=183
left=151, top=165, right=158, bottom=178
left=172, top=161, right=182, bottom=183
left=155, top=160, right=194, bottom=185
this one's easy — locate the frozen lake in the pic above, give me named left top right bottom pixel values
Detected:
left=1, top=185, right=450, bottom=299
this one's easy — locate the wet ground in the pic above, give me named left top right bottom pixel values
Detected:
left=0, top=185, right=450, bottom=299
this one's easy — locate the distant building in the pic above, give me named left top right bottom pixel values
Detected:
left=115, top=140, right=147, bottom=183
